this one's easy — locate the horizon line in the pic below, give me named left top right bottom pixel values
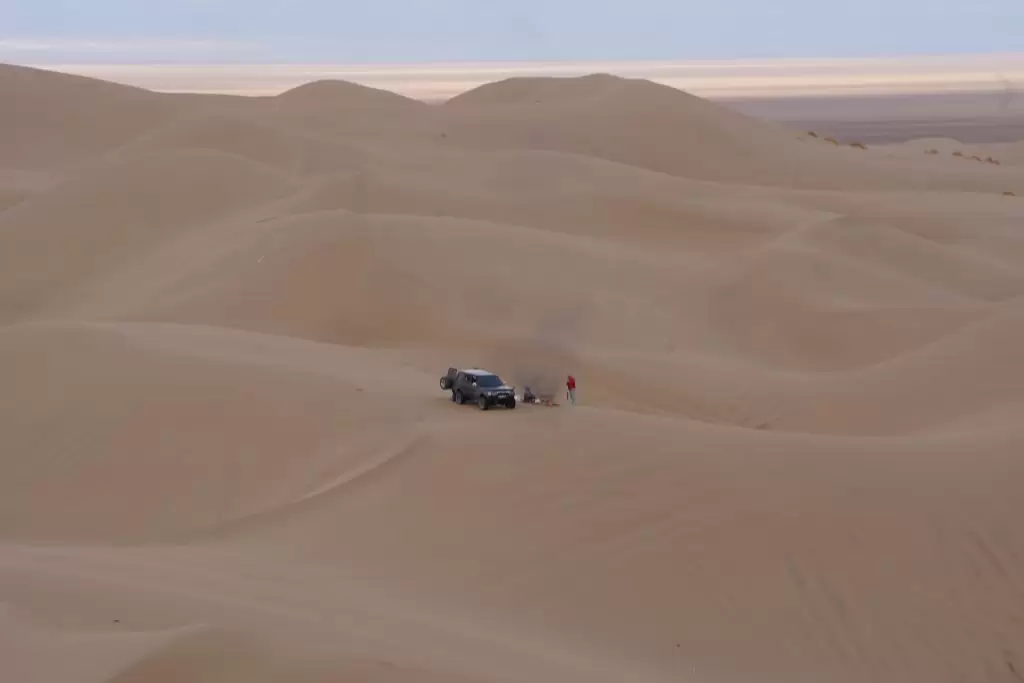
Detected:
left=13, top=53, right=1024, bottom=101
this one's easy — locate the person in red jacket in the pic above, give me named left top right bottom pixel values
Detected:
left=566, top=374, right=576, bottom=404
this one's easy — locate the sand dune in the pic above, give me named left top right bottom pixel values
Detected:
left=0, top=149, right=295, bottom=323
left=2, top=62, right=1024, bottom=683
left=0, top=64, right=180, bottom=170
left=275, top=78, right=428, bottom=110
left=107, top=112, right=376, bottom=176
left=773, top=298, right=1024, bottom=434
left=0, top=321, right=438, bottom=542
left=442, top=75, right=1024, bottom=193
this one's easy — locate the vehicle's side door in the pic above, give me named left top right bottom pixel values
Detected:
left=460, top=373, right=479, bottom=400
left=454, top=372, right=471, bottom=399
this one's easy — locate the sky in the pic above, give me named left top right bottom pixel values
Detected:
left=2, top=0, right=1024, bottom=64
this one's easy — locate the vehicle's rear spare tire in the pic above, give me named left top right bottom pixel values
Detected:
left=440, top=377, right=453, bottom=390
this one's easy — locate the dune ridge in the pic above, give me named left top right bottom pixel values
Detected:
left=2, top=62, right=1024, bottom=683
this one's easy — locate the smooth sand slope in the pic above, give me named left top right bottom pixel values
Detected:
left=2, top=62, right=1024, bottom=683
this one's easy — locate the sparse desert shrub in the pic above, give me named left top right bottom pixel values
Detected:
left=850, top=142, right=867, bottom=150
left=952, top=151, right=965, bottom=157
left=807, top=131, right=819, bottom=138
left=1004, top=191, right=1016, bottom=197
left=824, top=137, right=839, bottom=145
left=924, top=149, right=939, bottom=155
left=986, top=157, right=1001, bottom=165
left=969, top=155, right=983, bottom=161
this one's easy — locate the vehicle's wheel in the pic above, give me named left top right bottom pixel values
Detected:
left=478, top=395, right=489, bottom=410
left=506, top=399, right=516, bottom=409
left=450, top=390, right=456, bottom=402
left=454, top=390, right=464, bottom=405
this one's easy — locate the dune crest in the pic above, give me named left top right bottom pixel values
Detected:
left=2, top=62, right=1024, bottom=683
left=275, top=78, right=428, bottom=109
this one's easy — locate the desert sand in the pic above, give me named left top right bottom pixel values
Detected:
left=2, top=62, right=1024, bottom=683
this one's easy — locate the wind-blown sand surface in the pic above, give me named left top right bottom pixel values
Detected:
left=2, top=62, right=1024, bottom=683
